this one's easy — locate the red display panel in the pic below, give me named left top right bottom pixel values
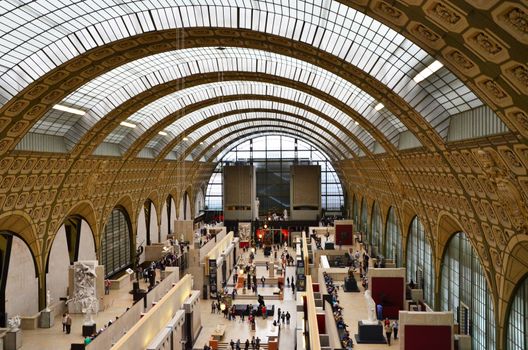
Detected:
left=371, top=277, right=404, bottom=319
left=404, top=325, right=451, bottom=350
left=335, top=224, right=353, bottom=245
left=316, top=313, right=326, bottom=333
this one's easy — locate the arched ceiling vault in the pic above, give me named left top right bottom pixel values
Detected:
left=178, top=123, right=348, bottom=162
left=4, top=26, right=520, bottom=159
left=169, top=117, right=354, bottom=162
left=148, top=110, right=360, bottom=161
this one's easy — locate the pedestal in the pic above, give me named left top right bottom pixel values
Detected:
left=5, top=329, right=22, bottom=350
left=82, top=324, right=97, bottom=337
left=39, top=310, right=54, bottom=328
left=354, top=321, right=386, bottom=344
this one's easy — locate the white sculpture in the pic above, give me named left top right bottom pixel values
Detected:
left=283, top=208, right=288, bottom=220
left=67, top=261, right=99, bottom=325
left=45, top=289, right=52, bottom=311
left=254, top=197, right=260, bottom=219
left=364, top=290, right=377, bottom=324
left=7, top=315, right=21, bottom=331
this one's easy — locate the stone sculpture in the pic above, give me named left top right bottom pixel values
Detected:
left=45, top=289, right=51, bottom=311
left=7, top=315, right=21, bottom=331
left=364, top=290, right=378, bottom=323
left=67, top=261, right=98, bottom=325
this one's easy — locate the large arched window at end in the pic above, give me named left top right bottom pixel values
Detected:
left=385, top=207, right=402, bottom=267
left=371, top=202, right=382, bottom=256
left=507, top=275, right=528, bottom=350
left=441, top=232, right=495, bottom=350
left=100, top=208, right=132, bottom=278
left=406, top=216, right=435, bottom=307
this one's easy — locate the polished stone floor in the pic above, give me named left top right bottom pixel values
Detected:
left=19, top=239, right=399, bottom=350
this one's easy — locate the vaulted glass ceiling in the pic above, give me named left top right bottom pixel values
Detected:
left=2, top=0, right=487, bottom=156
left=101, top=81, right=375, bottom=154
left=156, top=111, right=357, bottom=160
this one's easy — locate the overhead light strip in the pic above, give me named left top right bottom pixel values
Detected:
left=52, top=104, right=86, bottom=116
left=120, top=121, right=136, bottom=128
left=413, top=60, right=443, bottom=83
left=374, top=103, right=384, bottom=111
left=158, top=131, right=168, bottom=136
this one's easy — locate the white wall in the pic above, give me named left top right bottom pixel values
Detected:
left=46, top=225, right=70, bottom=304
left=195, top=190, right=204, bottom=216
left=170, top=197, right=176, bottom=233
left=178, top=195, right=185, bottom=220
left=6, top=236, right=39, bottom=316
left=78, top=220, right=96, bottom=261
left=185, top=194, right=191, bottom=220
left=150, top=204, right=159, bottom=244
left=137, top=209, right=147, bottom=264
left=160, top=201, right=168, bottom=242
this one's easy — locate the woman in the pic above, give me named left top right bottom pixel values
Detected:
left=384, top=322, right=393, bottom=346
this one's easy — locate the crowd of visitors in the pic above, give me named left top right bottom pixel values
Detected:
left=322, top=272, right=353, bottom=349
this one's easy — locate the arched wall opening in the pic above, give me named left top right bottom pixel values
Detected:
left=1, top=232, right=39, bottom=319
left=506, top=274, right=528, bottom=350
left=406, top=215, right=435, bottom=308
left=370, top=201, right=382, bottom=257
left=100, top=207, right=133, bottom=278
left=385, top=206, right=402, bottom=267
left=440, top=232, right=496, bottom=350
left=46, top=217, right=96, bottom=309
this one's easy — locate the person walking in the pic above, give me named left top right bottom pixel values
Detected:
left=255, top=336, right=261, bottom=350
left=393, top=320, right=399, bottom=340
left=62, top=313, right=68, bottom=333
left=230, top=339, right=235, bottom=350
left=65, top=313, right=72, bottom=334
left=211, top=301, right=216, bottom=313
left=281, top=312, right=285, bottom=324
left=245, top=339, right=250, bottom=350
left=286, top=311, right=291, bottom=324
left=261, top=276, right=265, bottom=287
left=277, top=308, right=281, bottom=322
left=236, top=339, right=241, bottom=350
left=384, top=322, right=393, bottom=346
left=251, top=336, right=256, bottom=350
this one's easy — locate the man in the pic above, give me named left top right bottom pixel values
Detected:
left=104, top=278, right=111, bottom=295
left=211, top=301, right=216, bottom=313
left=65, top=313, right=72, bottom=334
left=286, top=311, right=291, bottom=324
left=277, top=308, right=281, bottom=322
left=230, top=339, right=235, bottom=350
left=236, top=339, right=241, bottom=350
left=255, top=336, right=261, bottom=350
left=261, top=276, right=265, bottom=287
left=393, top=320, right=399, bottom=340
left=384, top=322, right=393, bottom=346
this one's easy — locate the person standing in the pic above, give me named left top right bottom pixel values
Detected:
left=277, top=308, right=281, bottom=322
left=230, top=339, right=235, bottom=350
left=62, top=313, right=68, bottom=333
left=211, top=301, right=216, bottom=313
left=65, top=313, right=72, bottom=334
left=251, top=336, right=256, bottom=350
left=286, top=311, right=291, bottom=324
left=245, top=339, right=250, bottom=350
left=384, top=322, right=393, bottom=346
left=236, top=339, right=241, bottom=350
left=104, top=279, right=111, bottom=295
left=281, top=312, right=285, bottom=324
left=261, top=276, right=265, bottom=287
left=255, top=336, right=261, bottom=350
left=393, top=320, right=399, bottom=340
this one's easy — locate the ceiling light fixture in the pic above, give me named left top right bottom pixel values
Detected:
left=120, top=121, right=136, bottom=128
left=354, top=121, right=359, bottom=126
left=158, top=131, right=168, bottom=136
left=183, top=137, right=189, bottom=141
left=413, top=60, right=443, bottom=83
left=52, top=104, right=86, bottom=115
left=374, top=103, right=384, bottom=111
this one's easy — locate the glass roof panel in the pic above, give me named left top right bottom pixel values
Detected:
left=158, top=111, right=356, bottom=159
left=101, top=81, right=375, bottom=153
left=197, top=125, right=344, bottom=161
left=33, top=47, right=401, bottom=143
left=1, top=1, right=482, bottom=141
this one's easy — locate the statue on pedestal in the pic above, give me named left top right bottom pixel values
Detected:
left=254, top=197, right=260, bottom=220
left=7, top=315, right=20, bottom=332
left=67, top=261, right=99, bottom=326
left=363, top=290, right=378, bottom=324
